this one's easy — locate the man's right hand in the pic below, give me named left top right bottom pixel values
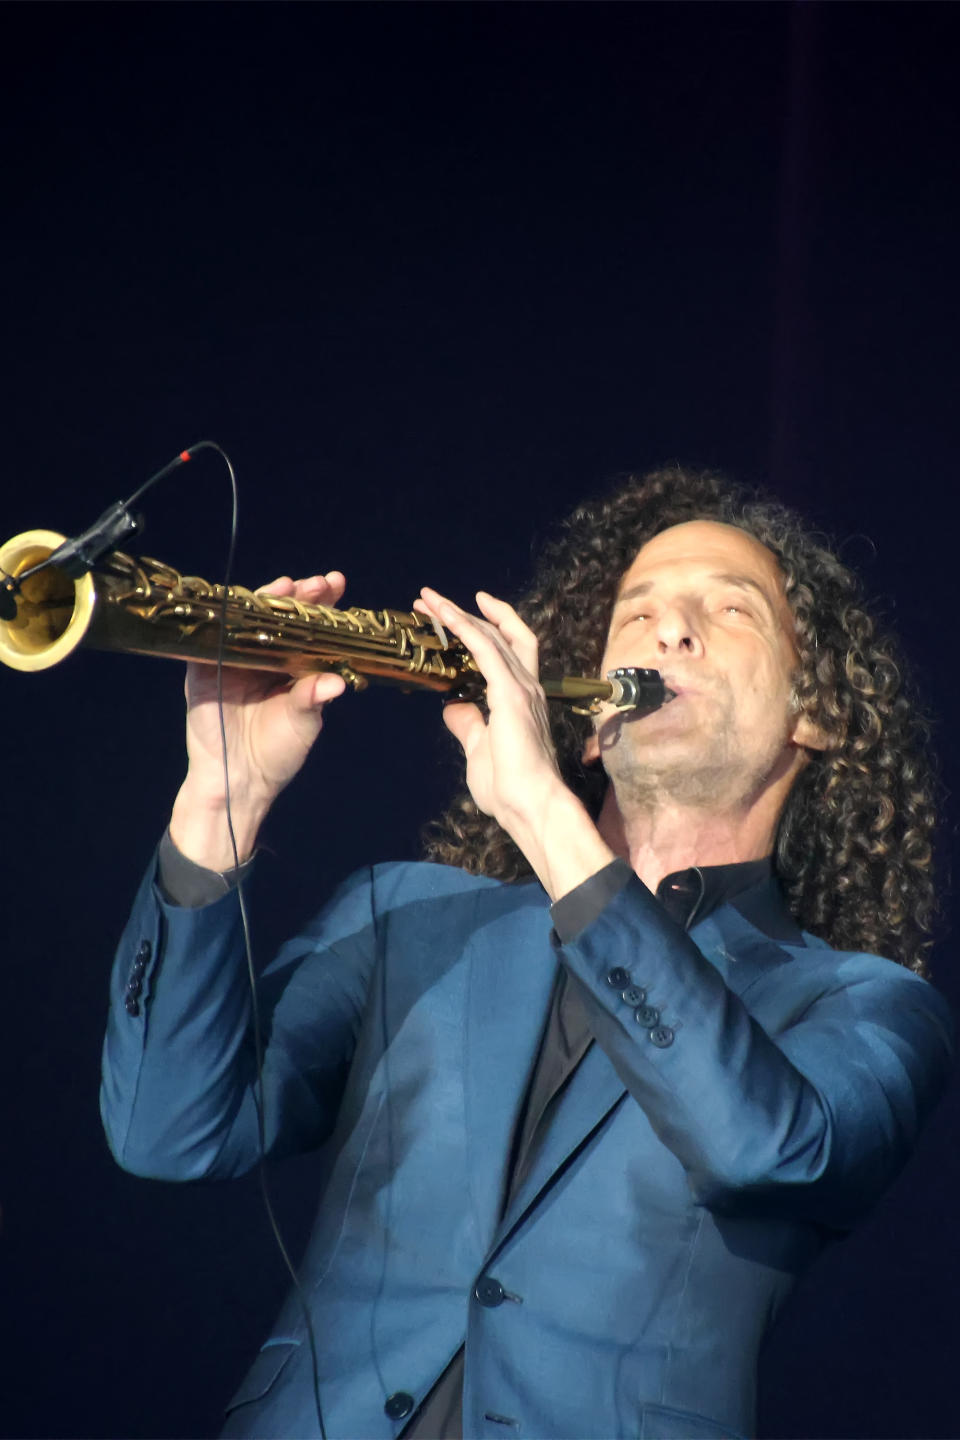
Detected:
left=168, top=571, right=348, bottom=870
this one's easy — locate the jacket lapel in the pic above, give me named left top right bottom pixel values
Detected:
left=484, top=879, right=805, bottom=1253
left=492, top=1036, right=628, bottom=1252
left=461, top=888, right=561, bottom=1249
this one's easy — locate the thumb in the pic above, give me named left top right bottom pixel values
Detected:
left=288, top=671, right=348, bottom=714
left=441, top=699, right=485, bottom=753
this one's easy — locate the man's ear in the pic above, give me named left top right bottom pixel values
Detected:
left=790, top=709, right=832, bottom=753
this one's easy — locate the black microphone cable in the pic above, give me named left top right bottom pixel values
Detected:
left=6, top=442, right=331, bottom=1438
left=185, top=442, right=330, bottom=1440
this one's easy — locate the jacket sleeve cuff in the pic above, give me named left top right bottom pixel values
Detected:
left=550, top=858, right=635, bottom=943
left=156, top=827, right=256, bottom=908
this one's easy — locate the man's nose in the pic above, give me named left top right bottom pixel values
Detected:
left=655, top=605, right=703, bottom=655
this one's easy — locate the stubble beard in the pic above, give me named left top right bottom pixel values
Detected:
left=606, top=735, right=742, bottom=812
left=598, top=689, right=753, bottom=814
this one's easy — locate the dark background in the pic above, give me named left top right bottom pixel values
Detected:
left=1, top=4, right=958, bottom=1437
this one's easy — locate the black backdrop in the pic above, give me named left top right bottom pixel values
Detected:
left=1, top=5, right=958, bottom=1437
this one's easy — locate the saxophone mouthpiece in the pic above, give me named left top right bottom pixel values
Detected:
left=607, top=668, right=675, bottom=714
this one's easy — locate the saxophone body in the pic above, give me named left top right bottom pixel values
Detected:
left=0, top=530, right=480, bottom=693
left=0, top=529, right=671, bottom=714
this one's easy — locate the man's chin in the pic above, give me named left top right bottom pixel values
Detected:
left=610, top=751, right=737, bottom=810
left=597, top=704, right=700, bottom=757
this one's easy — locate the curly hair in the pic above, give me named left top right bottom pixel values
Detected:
left=423, top=466, right=939, bottom=975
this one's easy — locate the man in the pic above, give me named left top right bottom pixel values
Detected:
left=101, top=466, right=952, bottom=1439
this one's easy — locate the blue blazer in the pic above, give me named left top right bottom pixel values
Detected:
left=101, top=858, right=953, bottom=1440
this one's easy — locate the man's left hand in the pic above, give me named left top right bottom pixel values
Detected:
left=415, top=587, right=565, bottom=831
left=415, top=587, right=617, bottom=900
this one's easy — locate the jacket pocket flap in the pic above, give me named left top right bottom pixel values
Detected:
left=640, top=1404, right=743, bottom=1439
left=225, top=1340, right=299, bottom=1412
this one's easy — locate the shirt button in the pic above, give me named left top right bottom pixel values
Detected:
left=384, top=1392, right=415, bottom=1421
left=474, top=1276, right=506, bottom=1307
left=622, top=985, right=646, bottom=1006
left=650, top=1025, right=675, bottom=1048
left=635, top=1004, right=660, bottom=1027
left=606, top=967, right=632, bottom=989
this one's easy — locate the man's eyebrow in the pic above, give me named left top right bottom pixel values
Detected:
left=615, top=581, right=653, bottom=604
left=708, top=572, right=777, bottom=609
left=615, top=572, right=777, bottom=609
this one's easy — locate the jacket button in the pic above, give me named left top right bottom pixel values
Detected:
left=126, top=977, right=143, bottom=998
left=622, top=985, right=646, bottom=1006
left=124, top=996, right=141, bottom=1017
left=649, top=1024, right=675, bottom=1048
left=384, top=1392, right=415, bottom=1420
left=136, top=941, right=151, bottom=963
left=606, top=967, right=631, bottom=989
left=474, top=1276, right=506, bottom=1307
left=634, top=1004, right=660, bottom=1027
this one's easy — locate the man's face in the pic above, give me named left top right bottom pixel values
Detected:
left=586, top=519, right=823, bottom=811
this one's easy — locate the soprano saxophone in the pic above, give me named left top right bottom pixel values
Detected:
left=0, top=529, right=672, bottom=715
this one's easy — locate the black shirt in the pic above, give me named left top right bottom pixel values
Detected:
left=401, top=854, right=776, bottom=1440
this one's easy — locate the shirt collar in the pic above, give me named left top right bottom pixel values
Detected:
left=655, top=857, right=774, bottom=932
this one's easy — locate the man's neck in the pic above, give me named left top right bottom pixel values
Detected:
left=595, top=786, right=778, bottom=894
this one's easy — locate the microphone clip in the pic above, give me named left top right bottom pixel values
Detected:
left=47, top=501, right=143, bottom=578
left=0, top=572, right=20, bottom=622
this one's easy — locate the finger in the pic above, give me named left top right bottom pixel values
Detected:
left=420, top=587, right=533, bottom=652
left=257, top=575, right=296, bottom=598
left=419, top=590, right=502, bottom=670
left=289, top=571, right=346, bottom=605
left=321, top=570, right=347, bottom=604
left=475, top=591, right=538, bottom=670
left=257, top=573, right=347, bottom=606
left=414, top=587, right=457, bottom=624
left=288, top=671, right=348, bottom=713
left=418, top=587, right=493, bottom=643
left=420, top=587, right=535, bottom=692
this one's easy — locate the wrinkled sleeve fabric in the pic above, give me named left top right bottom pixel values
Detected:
left=557, top=873, right=954, bottom=1229
left=100, top=849, right=378, bottom=1182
